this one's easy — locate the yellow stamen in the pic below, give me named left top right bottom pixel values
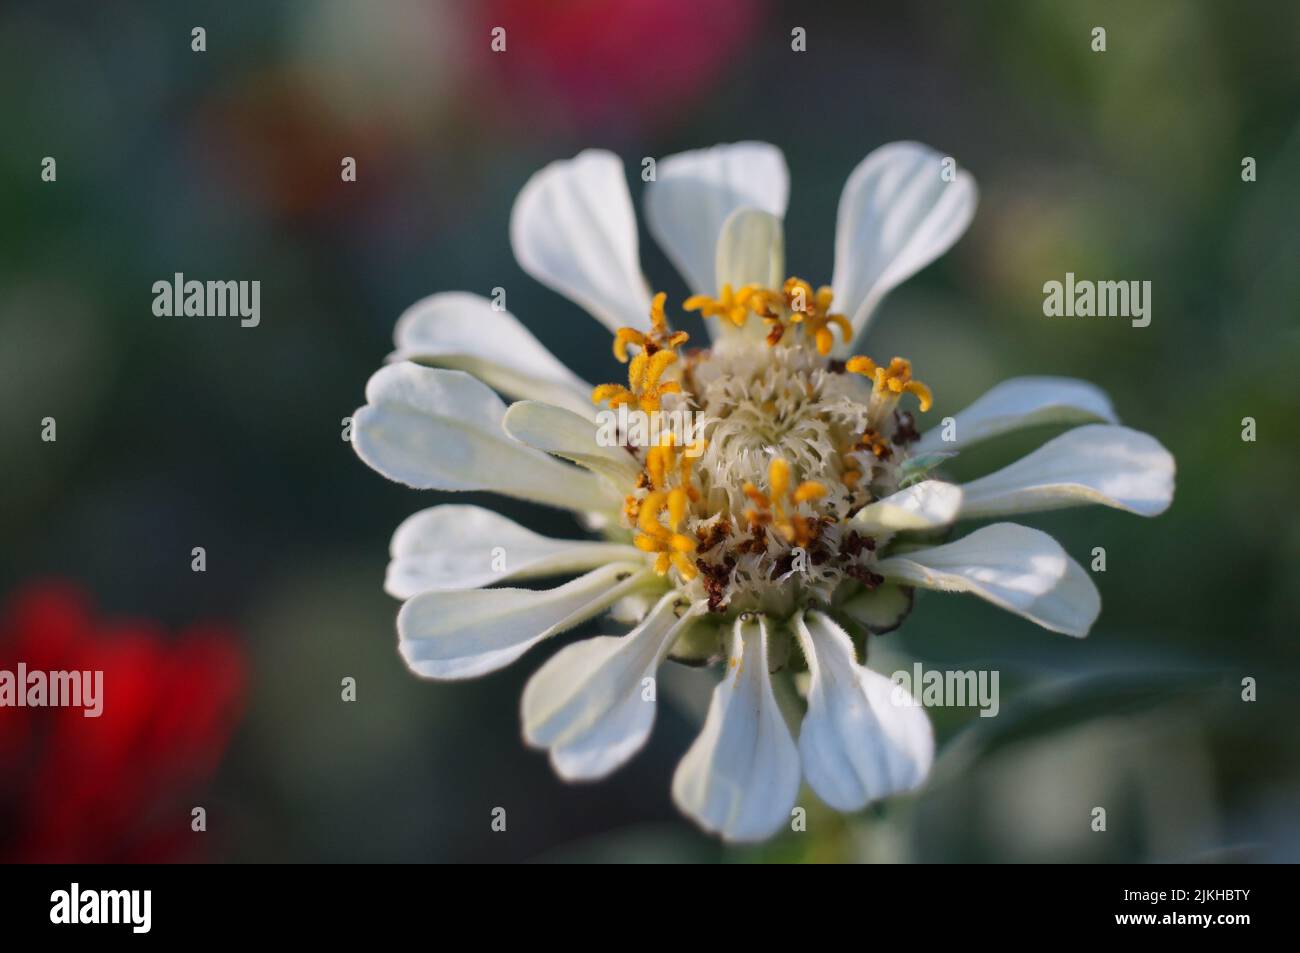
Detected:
left=670, top=551, right=698, bottom=580
left=763, top=278, right=853, bottom=354
left=667, top=487, right=689, bottom=530
left=594, top=293, right=691, bottom=413
left=612, top=328, right=646, bottom=363
left=645, top=349, right=677, bottom=386
left=749, top=288, right=784, bottom=317
left=670, top=533, right=696, bottom=553
left=739, top=457, right=831, bottom=548
left=684, top=283, right=760, bottom=328
left=646, top=292, right=689, bottom=350
left=646, top=442, right=669, bottom=489
left=847, top=354, right=933, bottom=412
left=628, top=351, right=648, bottom=390
left=905, top=380, right=933, bottom=413
left=804, top=312, right=852, bottom=355
left=633, top=489, right=698, bottom=580
left=742, top=483, right=769, bottom=509
left=590, top=383, right=635, bottom=407
left=681, top=276, right=855, bottom=354
left=783, top=277, right=816, bottom=315
left=845, top=355, right=878, bottom=377
left=857, top=429, right=892, bottom=458
left=814, top=286, right=835, bottom=314
left=649, top=291, right=669, bottom=334
left=642, top=433, right=705, bottom=525
left=768, top=458, right=790, bottom=501
left=781, top=515, right=821, bottom=548
left=638, top=491, right=670, bottom=538
left=792, top=481, right=828, bottom=504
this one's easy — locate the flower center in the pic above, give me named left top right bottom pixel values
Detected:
left=592, top=278, right=932, bottom=616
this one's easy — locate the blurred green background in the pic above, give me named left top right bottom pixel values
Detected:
left=2, top=0, right=1297, bottom=862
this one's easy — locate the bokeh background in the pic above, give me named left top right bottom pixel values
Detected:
left=2, top=0, right=1297, bottom=862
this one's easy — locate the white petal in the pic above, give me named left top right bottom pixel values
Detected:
left=502, top=400, right=642, bottom=487
left=398, top=563, right=653, bottom=680
left=914, top=376, right=1118, bottom=454
left=709, top=208, right=786, bottom=345
left=389, top=291, right=593, bottom=417
left=876, top=523, right=1100, bottom=636
left=608, top=590, right=660, bottom=626
left=644, top=141, right=788, bottom=297
left=352, top=364, right=614, bottom=513
left=672, top=615, right=800, bottom=842
left=852, top=480, right=963, bottom=534
left=385, top=504, right=643, bottom=598
left=510, top=150, right=652, bottom=334
left=521, top=593, right=696, bottom=780
left=959, top=425, right=1175, bottom=519
left=831, top=141, right=977, bottom=344
left=794, top=611, right=933, bottom=811
left=705, top=208, right=786, bottom=347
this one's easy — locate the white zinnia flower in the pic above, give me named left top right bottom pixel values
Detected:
left=351, top=141, right=1176, bottom=842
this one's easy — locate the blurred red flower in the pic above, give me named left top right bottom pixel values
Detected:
left=0, top=582, right=245, bottom=863
left=476, top=0, right=764, bottom=132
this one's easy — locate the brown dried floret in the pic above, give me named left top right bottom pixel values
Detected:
left=839, top=530, right=876, bottom=559
left=893, top=410, right=921, bottom=446
left=696, top=557, right=736, bottom=613
left=695, top=518, right=732, bottom=554
left=844, top=565, right=885, bottom=590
